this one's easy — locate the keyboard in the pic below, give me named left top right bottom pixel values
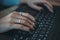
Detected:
left=11, top=4, right=56, bottom=40
left=0, top=4, right=56, bottom=40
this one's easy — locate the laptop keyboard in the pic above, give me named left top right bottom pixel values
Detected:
left=12, top=4, right=56, bottom=40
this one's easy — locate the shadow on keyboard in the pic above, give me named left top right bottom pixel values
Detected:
left=0, top=4, right=57, bottom=40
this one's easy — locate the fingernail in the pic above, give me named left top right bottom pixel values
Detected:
left=31, top=26, right=35, bottom=30
left=49, top=9, right=54, bottom=13
left=33, top=23, right=35, bottom=26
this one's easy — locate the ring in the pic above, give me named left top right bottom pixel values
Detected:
left=19, top=20, right=21, bottom=23
left=20, top=12, right=22, bottom=16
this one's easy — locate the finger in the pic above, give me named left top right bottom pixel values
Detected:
left=11, top=18, right=35, bottom=30
left=11, top=15, right=35, bottom=26
left=11, top=18, right=21, bottom=23
left=20, top=19, right=35, bottom=30
left=20, top=12, right=35, bottom=22
left=44, top=1, right=53, bottom=13
left=11, top=12, right=35, bottom=22
left=11, top=24, right=30, bottom=31
left=27, top=2, right=43, bottom=11
left=17, top=16, right=35, bottom=26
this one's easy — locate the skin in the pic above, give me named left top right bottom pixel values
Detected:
left=0, top=11, right=35, bottom=33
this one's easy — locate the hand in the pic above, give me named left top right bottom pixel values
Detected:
left=26, top=0, right=53, bottom=13
left=0, top=11, right=35, bottom=33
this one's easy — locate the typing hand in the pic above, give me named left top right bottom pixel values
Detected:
left=26, top=0, right=53, bottom=13
left=0, top=12, right=35, bottom=33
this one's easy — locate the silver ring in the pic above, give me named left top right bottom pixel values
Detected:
left=19, top=20, right=21, bottom=23
left=20, top=12, right=22, bottom=16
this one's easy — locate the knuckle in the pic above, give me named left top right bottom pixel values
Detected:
left=11, top=12, right=19, bottom=17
